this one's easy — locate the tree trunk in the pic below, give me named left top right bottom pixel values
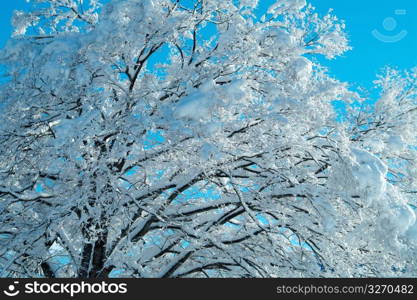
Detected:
left=78, top=227, right=109, bottom=278
left=41, top=262, right=56, bottom=278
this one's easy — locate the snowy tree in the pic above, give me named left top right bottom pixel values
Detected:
left=0, top=0, right=416, bottom=278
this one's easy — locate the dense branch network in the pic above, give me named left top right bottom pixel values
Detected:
left=0, top=0, right=416, bottom=278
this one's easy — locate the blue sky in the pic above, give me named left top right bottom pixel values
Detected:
left=309, top=0, right=417, bottom=97
left=1, top=0, right=416, bottom=96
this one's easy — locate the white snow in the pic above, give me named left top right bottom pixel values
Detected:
left=405, top=220, right=417, bottom=243
left=392, top=204, right=416, bottom=234
left=349, top=148, right=417, bottom=246
left=378, top=201, right=416, bottom=248
left=221, top=79, right=246, bottom=101
left=268, top=0, right=307, bottom=16
left=174, top=81, right=219, bottom=121
left=290, top=57, right=313, bottom=81
left=270, top=29, right=296, bottom=48
left=351, top=147, right=388, bottom=206
left=375, top=90, right=396, bottom=113
left=200, top=143, right=219, bottom=160
left=240, top=0, right=259, bottom=8
left=385, top=134, right=406, bottom=152
left=12, top=11, right=39, bottom=36
left=174, top=80, right=246, bottom=122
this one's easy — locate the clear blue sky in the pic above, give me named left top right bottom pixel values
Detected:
left=309, top=0, right=417, bottom=98
left=1, top=0, right=416, bottom=96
